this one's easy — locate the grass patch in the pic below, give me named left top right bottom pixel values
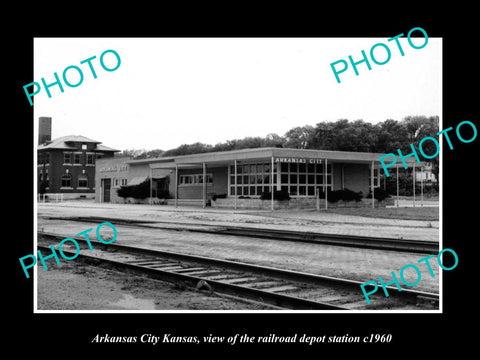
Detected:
left=324, top=206, right=439, bottom=221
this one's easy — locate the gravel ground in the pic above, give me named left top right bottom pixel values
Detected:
left=36, top=259, right=273, bottom=311
left=35, top=202, right=441, bottom=312
left=36, top=218, right=440, bottom=294
left=37, top=201, right=439, bottom=241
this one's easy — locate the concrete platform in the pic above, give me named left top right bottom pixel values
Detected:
left=37, top=201, right=439, bottom=242
left=36, top=202, right=441, bottom=294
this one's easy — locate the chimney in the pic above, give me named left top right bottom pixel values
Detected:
left=38, top=117, right=52, bottom=145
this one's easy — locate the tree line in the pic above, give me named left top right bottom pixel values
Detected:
left=117, top=115, right=439, bottom=179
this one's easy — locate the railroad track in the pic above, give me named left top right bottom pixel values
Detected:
left=37, top=231, right=439, bottom=311
left=43, top=216, right=439, bottom=254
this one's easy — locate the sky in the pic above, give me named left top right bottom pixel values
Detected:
left=33, top=37, right=441, bottom=152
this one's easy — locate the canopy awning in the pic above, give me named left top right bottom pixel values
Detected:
left=128, top=177, right=148, bottom=185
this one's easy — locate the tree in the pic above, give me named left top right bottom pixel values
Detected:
left=116, top=149, right=146, bottom=158
left=310, top=119, right=378, bottom=152
left=403, top=115, right=439, bottom=181
left=375, top=119, right=408, bottom=153
left=283, top=126, right=315, bottom=149
left=264, top=133, right=284, bottom=147
left=310, top=121, right=336, bottom=149
left=162, top=142, right=213, bottom=157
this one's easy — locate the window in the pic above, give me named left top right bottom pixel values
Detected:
left=81, top=144, right=87, bottom=150
left=45, top=153, right=50, bottom=165
left=78, top=175, right=88, bottom=188
left=114, top=178, right=119, bottom=187
left=74, top=153, right=82, bottom=164
left=229, top=162, right=277, bottom=197
left=279, top=160, right=332, bottom=196
left=369, top=168, right=380, bottom=188
left=64, top=152, right=72, bottom=164
left=121, top=179, right=127, bottom=186
left=178, top=173, right=213, bottom=186
left=61, top=174, right=72, bottom=188
left=87, top=154, right=95, bottom=165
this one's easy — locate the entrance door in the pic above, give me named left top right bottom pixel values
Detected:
left=102, top=178, right=111, bottom=202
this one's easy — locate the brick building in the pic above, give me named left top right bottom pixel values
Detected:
left=37, top=117, right=119, bottom=199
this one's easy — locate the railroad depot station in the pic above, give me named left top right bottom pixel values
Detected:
left=36, top=117, right=424, bottom=210
left=94, top=147, right=411, bottom=210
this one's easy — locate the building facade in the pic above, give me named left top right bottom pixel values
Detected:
left=95, top=147, right=399, bottom=209
left=37, top=117, right=119, bottom=199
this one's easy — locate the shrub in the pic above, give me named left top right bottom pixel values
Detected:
left=117, top=185, right=132, bottom=199
left=336, top=188, right=363, bottom=202
left=117, top=178, right=151, bottom=200
left=211, top=193, right=227, bottom=201
left=317, top=188, right=362, bottom=202
left=131, top=179, right=151, bottom=199
left=156, top=189, right=170, bottom=199
left=366, top=188, right=390, bottom=201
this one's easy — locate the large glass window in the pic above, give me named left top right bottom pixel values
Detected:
left=179, top=173, right=213, bottom=185
left=229, top=162, right=277, bottom=197
left=280, top=161, right=333, bottom=196
left=229, top=160, right=332, bottom=197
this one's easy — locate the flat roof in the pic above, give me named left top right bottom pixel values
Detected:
left=122, top=147, right=421, bottom=169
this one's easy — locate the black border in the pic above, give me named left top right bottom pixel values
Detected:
left=9, top=10, right=478, bottom=354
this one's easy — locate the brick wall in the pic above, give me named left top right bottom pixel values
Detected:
left=45, top=150, right=96, bottom=193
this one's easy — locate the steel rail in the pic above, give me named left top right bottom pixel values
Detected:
left=43, top=216, right=439, bottom=254
left=37, top=231, right=439, bottom=311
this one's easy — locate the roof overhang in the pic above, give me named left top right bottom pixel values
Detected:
left=130, top=147, right=421, bottom=169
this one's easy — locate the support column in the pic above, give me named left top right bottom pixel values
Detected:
left=175, top=164, right=178, bottom=208
left=341, top=164, right=345, bottom=189
left=202, top=162, right=206, bottom=209
left=421, top=165, right=424, bottom=206
left=234, top=160, right=237, bottom=211
left=371, top=161, right=375, bottom=209
left=149, top=167, right=153, bottom=205
left=413, top=163, right=416, bottom=208
left=271, top=156, right=274, bottom=211
left=324, top=159, right=328, bottom=210
left=396, top=164, right=399, bottom=208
